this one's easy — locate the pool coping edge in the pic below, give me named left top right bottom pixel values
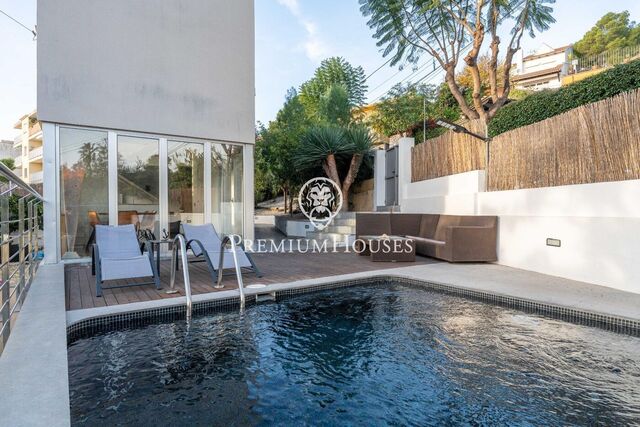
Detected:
left=66, top=270, right=640, bottom=338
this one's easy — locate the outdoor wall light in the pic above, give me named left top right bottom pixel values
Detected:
left=546, top=238, right=561, bottom=247
left=436, top=118, right=492, bottom=190
left=435, top=118, right=491, bottom=142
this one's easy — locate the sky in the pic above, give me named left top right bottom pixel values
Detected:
left=2, top=0, right=640, bottom=139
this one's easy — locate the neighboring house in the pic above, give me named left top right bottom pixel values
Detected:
left=11, top=111, right=43, bottom=187
left=0, top=139, right=19, bottom=163
left=37, top=0, right=255, bottom=262
left=512, top=44, right=573, bottom=91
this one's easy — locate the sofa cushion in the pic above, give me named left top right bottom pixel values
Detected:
left=355, top=213, right=391, bottom=237
left=390, top=214, right=422, bottom=237
left=418, top=214, right=440, bottom=239
left=434, top=215, right=461, bottom=241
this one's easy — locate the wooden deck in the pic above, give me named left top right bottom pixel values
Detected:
left=65, top=252, right=436, bottom=311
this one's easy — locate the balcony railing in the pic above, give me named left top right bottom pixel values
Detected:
left=29, top=171, right=43, bottom=184
left=14, top=157, right=22, bottom=168
left=0, top=162, right=42, bottom=355
left=572, top=44, right=640, bottom=74
left=28, top=121, right=41, bottom=138
left=28, top=146, right=43, bottom=161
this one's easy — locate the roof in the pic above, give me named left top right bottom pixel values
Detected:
left=512, top=64, right=563, bottom=82
left=523, top=45, right=572, bottom=61
left=13, top=111, right=37, bottom=129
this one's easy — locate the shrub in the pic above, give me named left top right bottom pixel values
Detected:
left=488, top=59, right=640, bottom=137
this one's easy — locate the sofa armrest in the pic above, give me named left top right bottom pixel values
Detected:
left=444, top=226, right=497, bottom=262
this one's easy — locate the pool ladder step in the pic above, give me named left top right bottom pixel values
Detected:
left=246, top=284, right=276, bottom=303
left=255, top=291, right=277, bottom=303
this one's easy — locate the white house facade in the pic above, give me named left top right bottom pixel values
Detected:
left=37, top=0, right=255, bottom=263
left=512, top=44, right=573, bottom=90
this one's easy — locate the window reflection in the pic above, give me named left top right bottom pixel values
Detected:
left=168, top=141, right=204, bottom=237
left=211, top=144, right=243, bottom=236
left=59, top=128, right=109, bottom=259
left=117, top=136, right=159, bottom=238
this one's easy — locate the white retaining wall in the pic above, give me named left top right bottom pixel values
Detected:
left=392, top=138, right=640, bottom=294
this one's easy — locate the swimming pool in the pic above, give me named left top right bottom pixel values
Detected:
left=67, top=282, right=640, bottom=425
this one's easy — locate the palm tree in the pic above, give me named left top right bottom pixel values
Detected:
left=342, top=125, right=375, bottom=204
left=295, top=124, right=374, bottom=211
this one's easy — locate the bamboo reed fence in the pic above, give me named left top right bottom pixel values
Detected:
left=410, top=89, right=640, bottom=191
left=488, top=89, right=640, bottom=191
left=411, top=120, right=486, bottom=182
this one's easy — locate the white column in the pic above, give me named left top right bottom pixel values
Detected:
left=373, top=149, right=386, bottom=210
left=397, top=137, right=415, bottom=210
left=42, top=122, right=58, bottom=264
left=107, top=131, right=118, bottom=226
left=158, top=138, right=168, bottom=239
left=204, top=143, right=212, bottom=225
left=243, top=144, right=254, bottom=241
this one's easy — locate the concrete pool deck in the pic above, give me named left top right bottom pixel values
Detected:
left=2, top=259, right=640, bottom=427
left=67, top=259, right=640, bottom=325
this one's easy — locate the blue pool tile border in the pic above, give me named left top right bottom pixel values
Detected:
left=66, top=276, right=640, bottom=342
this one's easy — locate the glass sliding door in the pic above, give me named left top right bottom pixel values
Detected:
left=117, top=136, right=160, bottom=238
left=211, top=143, right=243, bottom=236
left=168, top=141, right=204, bottom=237
left=59, top=128, right=109, bottom=259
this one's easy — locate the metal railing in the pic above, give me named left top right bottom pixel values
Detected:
left=216, top=235, right=245, bottom=310
left=572, top=44, right=640, bottom=74
left=0, top=161, right=42, bottom=355
left=169, top=234, right=193, bottom=321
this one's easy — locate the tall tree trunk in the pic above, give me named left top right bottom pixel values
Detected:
left=341, top=154, right=363, bottom=212
left=289, top=192, right=294, bottom=215
left=444, top=65, right=479, bottom=120
left=322, top=154, right=341, bottom=185
left=282, top=186, right=288, bottom=213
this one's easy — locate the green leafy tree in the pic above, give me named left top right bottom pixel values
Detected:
left=368, top=83, right=436, bottom=137
left=256, top=88, right=312, bottom=214
left=254, top=125, right=278, bottom=204
left=0, top=158, right=15, bottom=171
left=317, top=83, right=353, bottom=126
left=574, top=11, right=640, bottom=57
left=299, top=57, right=367, bottom=120
left=359, top=0, right=555, bottom=125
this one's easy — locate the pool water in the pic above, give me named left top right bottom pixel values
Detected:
left=68, top=283, right=640, bottom=426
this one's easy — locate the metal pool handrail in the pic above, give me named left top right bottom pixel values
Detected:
left=216, top=235, right=245, bottom=310
left=0, top=161, right=43, bottom=355
left=169, top=234, right=193, bottom=321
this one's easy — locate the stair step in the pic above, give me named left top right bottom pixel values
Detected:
left=306, top=232, right=354, bottom=243
left=323, top=225, right=355, bottom=234
left=335, top=211, right=356, bottom=219
left=332, top=218, right=356, bottom=226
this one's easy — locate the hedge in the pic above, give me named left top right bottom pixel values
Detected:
left=488, top=59, right=640, bottom=137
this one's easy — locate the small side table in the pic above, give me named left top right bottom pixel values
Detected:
left=148, top=239, right=174, bottom=279
left=357, top=235, right=416, bottom=262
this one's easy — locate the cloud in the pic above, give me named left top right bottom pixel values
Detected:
left=277, top=0, right=301, bottom=17
left=276, top=0, right=329, bottom=63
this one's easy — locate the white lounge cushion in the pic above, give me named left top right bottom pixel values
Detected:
left=205, top=249, right=252, bottom=270
left=95, top=224, right=154, bottom=281
left=101, top=255, right=154, bottom=281
left=183, top=223, right=252, bottom=270
left=182, top=223, right=223, bottom=257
